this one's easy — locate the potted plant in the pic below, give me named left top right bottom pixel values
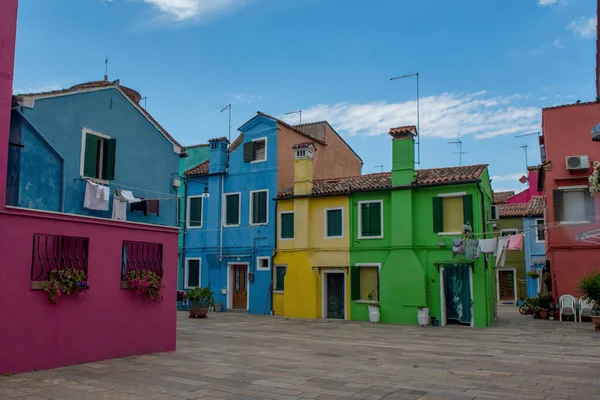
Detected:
left=44, top=268, right=89, bottom=304
left=537, top=293, right=554, bottom=320
left=578, top=271, right=600, bottom=332
left=366, top=290, right=380, bottom=323
left=527, top=271, right=540, bottom=279
left=123, top=270, right=164, bottom=301
left=187, top=286, right=214, bottom=319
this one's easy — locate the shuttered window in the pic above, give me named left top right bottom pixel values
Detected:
left=280, top=212, right=294, bottom=239
left=359, top=201, right=382, bottom=238
left=274, top=266, right=286, bottom=292
left=82, top=132, right=116, bottom=180
left=535, top=218, right=545, bottom=242
left=185, top=259, right=201, bottom=288
left=351, top=265, right=379, bottom=301
left=243, top=138, right=267, bottom=163
left=326, top=209, right=343, bottom=238
left=187, top=197, right=203, bottom=228
left=554, top=188, right=594, bottom=223
left=224, top=193, right=240, bottom=226
left=251, top=190, right=268, bottom=225
left=432, top=194, right=473, bottom=233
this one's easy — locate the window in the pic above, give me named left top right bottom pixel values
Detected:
left=433, top=194, right=473, bottom=234
left=30, top=234, right=89, bottom=282
left=358, top=201, right=383, bottom=239
left=122, top=241, right=163, bottom=278
left=554, top=188, right=594, bottom=223
left=535, top=218, right=545, bottom=242
left=351, top=264, right=380, bottom=301
left=185, top=258, right=201, bottom=288
left=257, top=256, right=271, bottom=271
left=501, top=229, right=518, bottom=237
left=223, top=193, right=240, bottom=226
left=243, top=137, right=267, bottom=163
left=250, top=190, right=268, bottom=225
left=81, top=129, right=116, bottom=181
left=274, top=266, right=287, bottom=292
left=279, top=212, right=294, bottom=240
left=325, top=208, right=343, bottom=238
left=187, top=196, right=203, bottom=228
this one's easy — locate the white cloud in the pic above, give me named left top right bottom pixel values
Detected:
left=232, top=93, right=262, bottom=104
left=283, top=91, right=540, bottom=140
left=553, top=38, right=566, bottom=49
left=538, top=0, right=558, bottom=5
left=567, top=17, right=597, bottom=39
left=141, top=0, right=248, bottom=21
left=13, top=84, right=61, bottom=95
left=490, top=173, right=524, bottom=182
left=539, top=96, right=547, bottom=100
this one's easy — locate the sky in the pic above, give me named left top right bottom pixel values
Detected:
left=12, top=0, right=600, bottom=193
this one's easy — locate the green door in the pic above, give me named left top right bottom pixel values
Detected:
left=444, top=264, right=472, bottom=324
left=326, top=273, right=345, bottom=319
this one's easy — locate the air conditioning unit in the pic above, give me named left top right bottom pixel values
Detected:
left=490, top=205, right=499, bottom=221
left=566, top=155, right=589, bottom=170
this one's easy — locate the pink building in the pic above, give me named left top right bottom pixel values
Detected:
left=506, top=166, right=542, bottom=204
left=0, top=0, right=177, bottom=375
left=539, top=101, right=600, bottom=301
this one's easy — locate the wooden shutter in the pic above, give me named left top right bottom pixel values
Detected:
left=584, top=188, right=595, bottom=221
left=226, top=194, right=239, bottom=225
left=258, top=192, right=267, bottom=223
left=432, top=197, right=444, bottom=233
left=281, top=213, right=294, bottom=239
left=360, top=203, right=370, bottom=237
left=83, top=134, right=99, bottom=177
left=553, top=190, right=564, bottom=222
left=243, top=142, right=255, bottom=163
left=370, top=202, right=382, bottom=236
left=276, top=267, right=286, bottom=291
left=350, top=265, right=361, bottom=300
left=327, top=209, right=342, bottom=237
left=463, top=194, right=473, bottom=227
left=103, top=138, right=116, bottom=180
left=189, top=198, right=202, bottom=227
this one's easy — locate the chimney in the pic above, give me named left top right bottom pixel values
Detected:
left=208, top=137, right=229, bottom=174
left=293, top=143, right=315, bottom=196
left=389, top=126, right=417, bottom=186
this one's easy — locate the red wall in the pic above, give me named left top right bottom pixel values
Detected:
left=506, top=170, right=542, bottom=204
left=0, top=0, right=178, bottom=375
left=542, top=103, right=600, bottom=300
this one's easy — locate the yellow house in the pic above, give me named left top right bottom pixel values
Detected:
left=273, top=143, right=351, bottom=319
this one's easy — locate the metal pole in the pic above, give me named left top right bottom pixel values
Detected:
left=221, top=104, right=232, bottom=142
left=390, top=73, right=420, bottom=164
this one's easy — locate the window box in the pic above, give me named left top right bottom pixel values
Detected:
left=121, top=241, right=164, bottom=301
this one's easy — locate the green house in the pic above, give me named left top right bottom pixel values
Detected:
left=347, top=126, right=496, bottom=327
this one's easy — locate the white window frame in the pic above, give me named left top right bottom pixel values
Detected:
left=324, top=207, right=344, bottom=239
left=558, top=186, right=590, bottom=225
left=500, top=229, right=518, bottom=237
left=256, top=256, right=271, bottom=271
left=249, top=189, right=269, bottom=226
left=251, top=137, right=267, bottom=163
left=184, top=258, right=201, bottom=289
left=354, top=263, right=381, bottom=304
left=357, top=200, right=384, bottom=240
left=222, top=192, right=241, bottom=227
left=273, top=265, right=287, bottom=293
left=80, top=128, right=111, bottom=183
left=437, top=192, right=467, bottom=236
left=186, top=195, right=204, bottom=229
left=278, top=211, right=294, bottom=241
left=535, top=218, right=545, bottom=243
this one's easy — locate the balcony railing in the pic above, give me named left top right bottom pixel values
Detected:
left=31, top=234, right=89, bottom=281
left=121, top=241, right=163, bottom=278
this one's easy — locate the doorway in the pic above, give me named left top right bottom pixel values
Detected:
left=229, top=264, right=248, bottom=310
left=497, top=268, right=517, bottom=302
left=440, top=264, right=473, bottom=326
left=323, top=272, right=345, bottom=319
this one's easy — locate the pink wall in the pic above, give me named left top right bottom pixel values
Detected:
left=0, top=208, right=178, bottom=375
left=541, top=102, right=600, bottom=300
left=506, top=170, right=542, bottom=204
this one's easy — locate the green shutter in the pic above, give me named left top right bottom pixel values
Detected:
left=259, top=192, right=267, bottom=223
left=432, top=197, right=443, bottom=233
left=276, top=267, right=286, bottom=291
left=350, top=265, right=361, bottom=300
left=369, top=202, right=382, bottom=236
left=281, top=213, right=294, bottom=239
left=103, top=138, right=116, bottom=180
left=226, top=194, right=240, bottom=225
left=83, top=134, right=99, bottom=177
left=463, top=194, right=473, bottom=228
left=360, top=203, right=370, bottom=237
left=327, top=209, right=342, bottom=237
left=252, top=192, right=260, bottom=224
left=189, top=198, right=202, bottom=227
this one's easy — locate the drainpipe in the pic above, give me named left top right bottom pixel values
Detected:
left=16, top=109, right=66, bottom=212
left=219, top=173, right=224, bottom=262
left=181, top=178, right=188, bottom=290
left=271, top=201, right=277, bottom=315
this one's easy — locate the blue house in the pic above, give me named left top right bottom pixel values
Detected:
left=523, top=196, right=546, bottom=297
left=7, top=80, right=182, bottom=227
left=181, top=112, right=362, bottom=313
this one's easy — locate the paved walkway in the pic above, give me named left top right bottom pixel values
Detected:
left=2, top=308, right=600, bottom=400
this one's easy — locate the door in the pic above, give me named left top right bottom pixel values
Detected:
left=498, top=269, right=515, bottom=301
left=231, top=265, right=247, bottom=309
left=443, top=265, right=472, bottom=324
left=326, top=273, right=345, bottom=319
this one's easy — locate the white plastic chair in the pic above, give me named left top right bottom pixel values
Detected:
left=559, top=295, right=577, bottom=322
left=579, top=298, right=595, bottom=323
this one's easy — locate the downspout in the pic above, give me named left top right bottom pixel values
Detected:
left=16, top=109, right=66, bottom=212
left=181, top=178, right=188, bottom=290
left=271, top=200, right=277, bottom=315
left=478, top=181, right=491, bottom=320
left=219, top=173, right=224, bottom=261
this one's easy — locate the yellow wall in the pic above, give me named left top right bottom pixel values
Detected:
left=273, top=196, right=351, bottom=319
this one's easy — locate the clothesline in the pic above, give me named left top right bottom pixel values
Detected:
left=76, top=177, right=178, bottom=199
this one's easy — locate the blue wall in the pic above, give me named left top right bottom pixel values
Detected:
left=7, top=89, right=179, bottom=226
left=523, top=217, right=546, bottom=297
left=183, top=116, right=278, bottom=314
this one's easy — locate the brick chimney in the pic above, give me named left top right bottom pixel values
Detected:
left=389, top=126, right=417, bottom=186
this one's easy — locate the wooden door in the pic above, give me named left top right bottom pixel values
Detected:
left=232, top=265, right=247, bottom=309
left=326, top=273, right=345, bottom=319
left=498, top=270, right=515, bottom=301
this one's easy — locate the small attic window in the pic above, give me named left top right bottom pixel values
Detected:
left=211, top=143, right=218, bottom=150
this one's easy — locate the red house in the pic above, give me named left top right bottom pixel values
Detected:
left=539, top=101, right=600, bottom=301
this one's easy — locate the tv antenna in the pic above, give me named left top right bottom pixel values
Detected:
left=104, top=56, right=109, bottom=81
left=390, top=72, right=420, bottom=164
left=448, top=139, right=466, bottom=166
left=221, top=104, right=232, bottom=142
left=374, top=165, right=384, bottom=173
left=285, top=110, right=302, bottom=124
left=520, top=144, right=529, bottom=171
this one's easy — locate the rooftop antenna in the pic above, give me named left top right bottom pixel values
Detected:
left=374, top=165, right=384, bottom=173
left=448, top=138, right=466, bottom=166
left=104, top=57, right=109, bottom=81
left=141, top=97, right=147, bottom=110
left=515, top=131, right=540, bottom=138
left=221, top=104, right=232, bottom=142
left=520, top=144, right=529, bottom=171
left=390, top=72, right=420, bottom=164
left=285, top=110, right=302, bottom=124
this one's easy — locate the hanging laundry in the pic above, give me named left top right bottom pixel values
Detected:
left=465, top=239, right=480, bottom=261
left=130, top=199, right=160, bottom=216
left=130, top=200, right=147, bottom=214
left=120, top=190, right=141, bottom=204
left=508, top=233, right=524, bottom=251
left=495, top=236, right=509, bottom=267
left=452, top=238, right=466, bottom=259
left=83, top=181, right=109, bottom=211
left=112, top=190, right=127, bottom=221
left=478, top=238, right=497, bottom=254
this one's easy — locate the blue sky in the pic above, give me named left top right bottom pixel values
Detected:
left=12, top=0, right=599, bottom=192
